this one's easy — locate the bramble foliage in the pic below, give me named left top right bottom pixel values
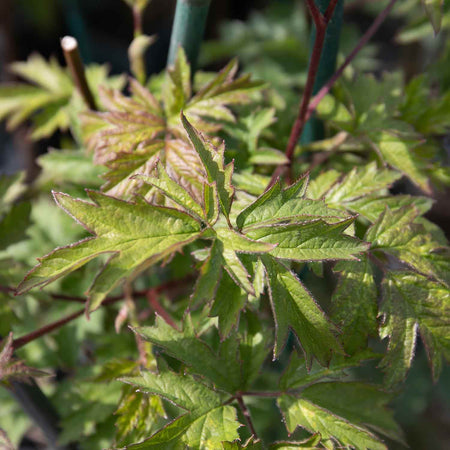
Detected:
left=0, top=1, right=449, bottom=449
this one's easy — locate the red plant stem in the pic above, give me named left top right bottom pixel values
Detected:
left=237, top=395, right=258, bottom=438
left=268, top=0, right=398, bottom=189
left=10, top=277, right=194, bottom=350
left=146, top=289, right=177, bottom=328
left=12, top=309, right=84, bottom=350
left=133, top=6, right=143, bottom=37
left=305, top=0, right=399, bottom=123
left=268, top=0, right=339, bottom=187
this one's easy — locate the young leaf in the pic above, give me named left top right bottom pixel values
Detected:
left=331, top=258, right=378, bottom=354
left=263, top=256, right=342, bottom=365
left=182, top=114, right=234, bottom=217
left=134, top=161, right=205, bottom=220
left=17, top=191, right=203, bottom=313
left=121, top=370, right=240, bottom=448
left=379, top=271, right=450, bottom=386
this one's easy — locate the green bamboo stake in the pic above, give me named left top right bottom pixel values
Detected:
left=167, top=0, right=211, bottom=70
left=301, top=0, right=344, bottom=144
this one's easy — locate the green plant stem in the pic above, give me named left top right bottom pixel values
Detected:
left=61, top=35, right=97, bottom=110
left=167, top=0, right=211, bottom=71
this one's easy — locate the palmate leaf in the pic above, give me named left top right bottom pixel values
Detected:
left=379, top=271, right=450, bottom=386
left=83, top=49, right=263, bottom=199
left=121, top=370, right=240, bottom=449
left=278, top=382, right=402, bottom=450
left=263, top=256, right=342, bottom=365
left=16, top=191, right=203, bottom=313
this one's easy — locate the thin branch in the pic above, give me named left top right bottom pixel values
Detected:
left=240, top=391, right=282, bottom=398
left=146, top=289, right=177, bottom=328
left=61, top=35, right=97, bottom=110
left=237, top=395, right=258, bottom=439
left=268, top=0, right=339, bottom=187
left=12, top=309, right=84, bottom=350
left=305, top=0, right=399, bottom=123
left=132, top=5, right=143, bottom=37
left=324, top=0, right=340, bottom=21
left=10, top=277, right=194, bottom=350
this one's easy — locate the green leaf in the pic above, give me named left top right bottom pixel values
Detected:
left=366, top=206, right=445, bottom=285
left=248, top=219, right=369, bottom=262
left=248, top=148, right=289, bottom=166
left=182, top=114, right=234, bottom=217
left=17, top=191, right=202, bottom=313
left=215, top=227, right=275, bottom=295
left=121, top=370, right=240, bottom=448
left=269, top=434, right=322, bottom=449
left=223, top=437, right=263, bottom=449
left=371, top=131, right=430, bottom=193
left=346, top=195, right=432, bottom=223
left=134, top=315, right=241, bottom=392
left=379, top=271, right=450, bottom=386
left=422, top=0, right=444, bottom=33
left=191, top=240, right=223, bottom=306
left=236, top=178, right=345, bottom=231
left=331, top=258, right=378, bottom=354
left=263, top=256, right=342, bottom=364
left=135, top=161, right=205, bottom=220
left=280, top=350, right=380, bottom=391
left=324, top=163, right=401, bottom=205
left=292, top=382, right=403, bottom=443
left=37, top=149, right=106, bottom=188
left=0, top=54, right=122, bottom=139
left=278, top=390, right=388, bottom=450
left=210, top=271, right=246, bottom=339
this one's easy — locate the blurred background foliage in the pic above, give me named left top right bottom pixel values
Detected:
left=0, top=0, right=449, bottom=448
